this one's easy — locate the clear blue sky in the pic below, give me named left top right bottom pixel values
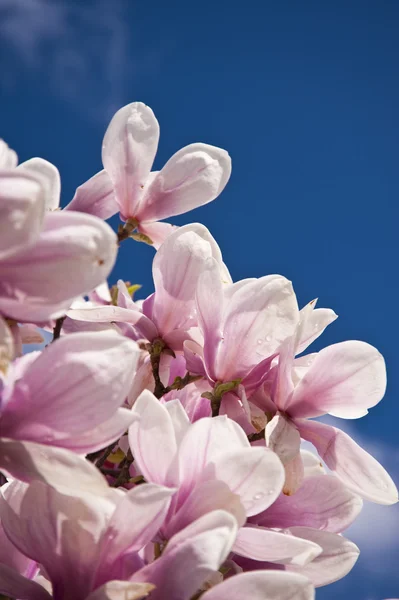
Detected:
left=1, top=1, right=398, bottom=597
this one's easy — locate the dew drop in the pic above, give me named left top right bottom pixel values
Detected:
left=253, top=492, right=265, bottom=501
left=265, top=335, right=271, bottom=342
left=257, top=339, right=263, bottom=345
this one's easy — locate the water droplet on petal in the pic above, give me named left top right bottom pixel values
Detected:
left=253, top=492, right=265, bottom=501
left=265, top=335, right=271, bottom=342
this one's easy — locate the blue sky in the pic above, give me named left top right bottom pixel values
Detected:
left=1, top=0, right=398, bottom=597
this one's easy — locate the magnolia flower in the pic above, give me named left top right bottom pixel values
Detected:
left=66, top=102, right=232, bottom=247
left=0, top=325, right=140, bottom=491
left=68, top=224, right=229, bottom=353
left=0, top=479, right=242, bottom=600
left=183, top=256, right=299, bottom=422
left=0, top=171, right=118, bottom=323
left=251, top=301, right=398, bottom=504
left=128, top=390, right=327, bottom=569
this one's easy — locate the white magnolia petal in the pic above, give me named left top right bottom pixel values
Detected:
left=0, top=171, right=45, bottom=261
left=233, top=526, right=322, bottom=565
left=102, top=102, right=159, bottom=218
left=202, top=571, right=315, bottom=600
left=18, top=158, right=61, bottom=211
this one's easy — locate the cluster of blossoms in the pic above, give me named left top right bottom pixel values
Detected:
left=0, top=102, right=397, bottom=600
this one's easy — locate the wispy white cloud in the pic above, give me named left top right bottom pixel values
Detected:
left=0, top=0, right=163, bottom=121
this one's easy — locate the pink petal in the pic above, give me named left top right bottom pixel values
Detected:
left=233, top=526, right=321, bottom=565
left=282, top=452, right=305, bottom=496
left=0, top=438, right=109, bottom=494
left=102, top=102, right=159, bottom=219
left=0, top=210, right=118, bottom=322
left=59, top=408, right=136, bottom=454
left=296, top=302, right=338, bottom=355
left=195, top=258, right=224, bottom=382
left=132, top=511, right=237, bottom=600
left=0, top=521, right=33, bottom=579
left=265, top=414, right=301, bottom=465
left=166, top=479, right=247, bottom=538
left=0, top=482, right=113, bottom=598
left=301, top=450, right=325, bottom=477
left=65, top=170, right=119, bottom=220
left=128, top=390, right=178, bottom=486
left=286, top=526, right=359, bottom=587
left=94, top=484, right=175, bottom=585
left=202, top=571, right=314, bottom=600
left=127, top=359, right=154, bottom=408
left=1, top=331, right=139, bottom=442
left=213, top=276, right=299, bottom=382
left=296, top=419, right=398, bottom=504
left=183, top=340, right=207, bottom=377
left=286, top=341, right=386, bottom=419
left=256, top=474, right=362, bottom=533
left=151, top=225, right=223, bottom=337
left=177, top=416, right=249, bottom=495
left=17, top=158, right=60, bottom=211
left=0, top=564, right=51, bottom=600
left=219, top=393, right=255, bottom=435
left=209, top=447, right=285, bottom=516
left=0, top=171, right=45, bottom=261
left=137, top=221, right=179, bottom=249
left=164, top=399, right=191, bottom=446
left=137, top=143, right=231, bottom=222
left=271, top=336, right=296, bottom=411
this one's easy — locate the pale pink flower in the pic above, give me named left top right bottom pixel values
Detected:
left=0, top=171, right=118, bottom=323
left=128, top=390, right=326, bottom=568
left=251, top=300, right=398, bottom=504
left=183, top=256, right=299, bottom=422
left=0, top=479, right=239, bottom=600
left=66, top=102, right=232, bottom=247
left=68, top=224, right=229, bottom=353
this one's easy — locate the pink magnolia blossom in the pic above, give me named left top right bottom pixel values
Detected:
left=0, top=171, right=118, bottom=323
left=128, top=390, right=326, bottom=568
left=183, top=256, right=299, bottom=422
left=68, top=224, right=229, bottom=353
left=66, top=102, right=232, bottom=247
left=0, top=479, right=243, bottom=600
left=251, top=300, right=398, bottom=504
left=0, top=328, right=140, bottom=491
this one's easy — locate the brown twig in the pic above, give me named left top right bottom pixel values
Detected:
left=52, top=316, right=66, bottom=342
left=111, top=449, right=134, bottom=487
left=95, top=442, right=118, bottom=469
